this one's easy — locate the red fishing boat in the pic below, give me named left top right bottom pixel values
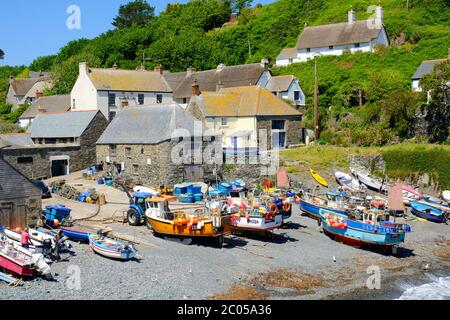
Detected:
left=0, top=240, right=34, bottom=276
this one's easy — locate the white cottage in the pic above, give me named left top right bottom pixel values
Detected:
left=70, top=63, right=174, bottom=121
left=276, top=6, right=389, bottom=66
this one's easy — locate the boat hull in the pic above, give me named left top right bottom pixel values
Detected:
left=61, top=227, right=89, bottom=243
left=88, top=234, right=136, bottom=261
left=231, top=215, right=283, bottom=232
left=0, top=255, right=34, bottom=276
left=147, top=216, right=230, bottom=239
left=299, top=200, right=347, bottom=219
left=410, top=205, right=446, bottom=223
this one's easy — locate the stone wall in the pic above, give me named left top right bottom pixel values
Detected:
left=257, top=116, right=302, bottom=148
left=0, top=196, right=42, bottom=229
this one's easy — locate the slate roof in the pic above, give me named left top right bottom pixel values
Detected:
left=97, top=104, right=211, bottom=145
left=29, top=111, right=98, bottom=138
left=88, top=68, right=172, bottom=92
left=164, top=63, right=267, bottom=99
left=412, top=59, right=448, bottom=80
left=194, top=86, right=302, bottom=118
left=276, top=48, right=298, bottom=60
left=265, top=75, right=295, bottom=92
left=20, top=95, right=71, bottom=119
left=0, top=158, right=42, bottom=200
left=296, top=20, right=383, bottom=49
left=0, top=133, right=34, bottom=147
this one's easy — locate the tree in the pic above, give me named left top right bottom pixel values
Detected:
left=112, top=0, right=155, bottom=29
left=420, top=61, right=450, bottom=105
left=229, top=0, right=252, bottom=13
left=0, top=49, right=4, bottom=60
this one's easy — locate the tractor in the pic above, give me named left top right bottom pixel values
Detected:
left=126, top=192, right=154, bottom=226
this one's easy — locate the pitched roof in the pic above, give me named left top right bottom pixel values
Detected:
left=23, top=80, right=53, bottom=100
left=29, top=111, right=99, bottom=138
left=412, top=59, right=448, bottom=80
left=276, top=48, right=297, bottom=60
left=0, top=158, right=42, bottom=200
left=164, top=63, right=267, bottom=99
left=9, top=78, right=41, bottom=96
left=88, top=68, right=172, bottom=92
left=97, top=104, right=209, bottom=145
left=265, top=75, right=295, bottom=92
left=0, top=133, right=34, bottom=147
left=194, top=86, right=302, bottom=117
left=297, top=20, right=383, bottom=49
left=29, top=72, right=50, bottom=78
left=20, top=95, right=71, bottom=119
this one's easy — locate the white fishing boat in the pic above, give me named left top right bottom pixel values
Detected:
left=88, top=233, right=137, bottom=260
left=350, top=168, right=386, bottom=193
left=442, top=191, right=450, bottom=202
left=3, top=228, right=71, bottom=252
left=335, top=171, right=365, bottom=192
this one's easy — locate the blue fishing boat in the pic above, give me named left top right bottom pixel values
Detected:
left=88, top=233, right=137, bottom=260
left=410, top=201, right=448, bottom=223
left=320, top=209, right=411, bottom=251
left=61, top=227, right=90, bottom=243
left=299, top=192, right=348, bottom=220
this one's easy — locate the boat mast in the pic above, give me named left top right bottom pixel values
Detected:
left=314, top=61, right=320, bottom=140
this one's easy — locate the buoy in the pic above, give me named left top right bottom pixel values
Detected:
left=53, top=219, right=60, bottom=228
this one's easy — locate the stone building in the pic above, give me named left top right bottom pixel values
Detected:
left=6, top=72, right=52, bottom=109
left=18, top=94, right=71, bottom=128
left=96, top=104, right=219, bottom=187
left=0, top=158, right=42, bottom=229
left=0, top=110, right=108, bottom=179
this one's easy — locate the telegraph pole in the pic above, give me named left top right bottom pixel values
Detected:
left=314, top=61, right=320, bottom=140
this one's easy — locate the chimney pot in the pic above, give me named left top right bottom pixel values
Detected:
left=112, top=63, right=118, bottom=70
left=261, top=58, right=269, bottom=70
left=375, top=6, right=384, bottom=26
left=187, top=66, right=196, bottom=76
left=217, top=63, right=226, bottom=72
left=192, top=79, right=201, bottom=96
left=348, top=9, right=356, bottom=24
left=36, top=90, right=44, bottom=99
left=154, top=65, right=163, bottom=75
left=79, top=62, right=88, bottom=76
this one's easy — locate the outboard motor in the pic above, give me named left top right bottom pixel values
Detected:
left=41, top=238, right=53, bottom=258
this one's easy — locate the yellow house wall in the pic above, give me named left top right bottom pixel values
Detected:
left=204, top=117, right=257, bottom=149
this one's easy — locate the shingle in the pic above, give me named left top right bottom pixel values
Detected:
left=297, top=20, right=383, bottom=49
left=0, top=158, right=42, bottom=200
left=96, top=104, right=210, bottom=145
left=88, top=68, right=171, bottom=92
left=412, top=59, right=447, bottom=80
left=29, top=111, right=98, bottom=138
left=20, top=95, right=71, bottom=119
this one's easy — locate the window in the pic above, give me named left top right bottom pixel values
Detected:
left=109, top=111, right=116, bottom=121
left=289, top=59, right=293, bottom=64
left=138, top=94, right=144, bottom=105
left=132, top=164, right=139, bottom=175
left=294, top=91, right=301, bottom=101
left=108, top=93, right=116, bottom=106
left=125, top=147, right=132, bottom=157
left=182, top=98, right=188, bottom=104
left=141, top=146, right=144, bottom=155
left=329, top=45, right=334, bottom=50
left=72, top=99, right=76, bottom=109
left=306, top=48, right=311, bottom=53
left=221, top=118, right=228, bottom=126
left=44, top=138, right=56, bottom=144
left=156, top=94, right=163, bottom=104
left=17, top=157, right=33, bottom=164
left=272, top=120, right=286, bottom=130
left=109, top=145, right=117, bottom=156
left=354, top=43, right=360, bottom=48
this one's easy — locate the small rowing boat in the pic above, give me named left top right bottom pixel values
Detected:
left=350, top=168, right=386, bottom=193
left=310, top=169, right=328, bottom=188
left=88, top=233, right=137, bottom=260
left=410, top=201, right=448, bottom=223
left=335, top=171, right=365, bottom=192
left=399, top=184, right=422, bottom=205
left=60, top=227, right=90, bottom=243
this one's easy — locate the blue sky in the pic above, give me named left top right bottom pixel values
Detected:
left=0, top=0, right=274, bottom=67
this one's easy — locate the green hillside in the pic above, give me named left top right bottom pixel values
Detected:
left=1, top=0, right=449, bottom=140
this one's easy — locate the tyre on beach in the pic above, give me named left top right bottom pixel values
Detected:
left=216, top=235, right=224, bottom=248
left=127, top=209, right=141, bottom=226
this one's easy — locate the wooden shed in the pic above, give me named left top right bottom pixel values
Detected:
left=0, top=158, right=42, bottom=229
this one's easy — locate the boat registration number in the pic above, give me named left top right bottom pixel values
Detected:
left=390, top=234, right=399, bottom=239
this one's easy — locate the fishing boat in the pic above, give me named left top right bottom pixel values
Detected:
left=145, top=195, right=231, bottom=247
left=320, top=209, right=411, bottom=251
left=310, top=169, right=328, bottom=187
left=399, top=184, right=422, bottom=205
left=60, top=227, right=90, bottom=243
left=410, top=201, right=448, bottom=223
left=350, top=168, right=386, bottom=193
left=4, top=228, right=72, bottom=252
left=423, top=195, right=449, bottom=207
left=335, top=171, right=365, bottom=192
left=299, top=192, right=348, bottom=220
left=88, top=233, right=137, bottom=260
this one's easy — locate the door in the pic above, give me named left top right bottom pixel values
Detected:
left=0, top=202, right=26, bottom=229
left=51, top=159, right=69, bottom=177
left=233, top=137, right=238, bottom=150
left=0, top=202, right=13, bottom=228
left=272, top=132, right=286, bottom=149
left=184, top=165, right=204, bottom=182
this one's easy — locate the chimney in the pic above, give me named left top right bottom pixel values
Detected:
left=216, top=81, right=224, bottom=92
left=154, top=65, right=163, bottom=75
left=375, top=6, right=384, bottom=26
left=187, top=66, right=196, bottom=77
left=36, top=90, right=44, bottom=99
left=348, top=9, right=356, bottom=24
left=192, top=79, right=201, bottom=96
left=9, top=76, right=14, bottom=84
left=37, top=104, right=46, bottom=113
left=260, top=58, right=269, bottom=71
left=79, top=62, right=88, bottom=76
left=112, top=63, right=118, bottom=70
left=217, top=63, right=226, bottom=72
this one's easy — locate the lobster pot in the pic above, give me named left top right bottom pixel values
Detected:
left=212, top=216, right=222, bottom=228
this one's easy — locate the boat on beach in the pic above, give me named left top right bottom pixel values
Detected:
left=410, top=201, right=448, bottom=223
left=299, top=192, right=348, bottom=220
left=399, top=184, right=422, bottom=205
left=350, top=168, right=387, bottom=193
left=88, top=233, right=137, bottom=260
left=335, top=171, right=365, bottom=192
left=60, top=227, right=90, bottom=243
left=320, top=209, right=411, bottom=252
left=310, top=169, right=328, bottom=187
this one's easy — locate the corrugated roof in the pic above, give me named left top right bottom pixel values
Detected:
left=297, top=20, right=383, bottom=49
left=29, top=111, right=98, bottom=138
left=0, top=133, right=34, bottom=147
left=20, top=95, right=71, bottom=119
left=0, top=158, right=42, bottom=200
left=88, top=68, right=172, bottom=92
left=97, top=104, right=210, bottom=145
left=412, top=59, right=448, bottom=80
left=195, top=86, right=302, bottom=117
left=276, top=48, right=297, bottom=60
left=164, top=63, right=266, bottom=99
left=265, top=75, right=295, bottom=92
